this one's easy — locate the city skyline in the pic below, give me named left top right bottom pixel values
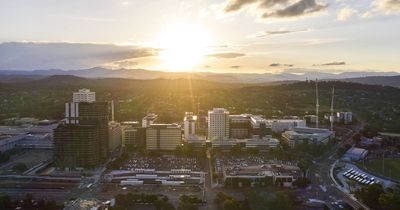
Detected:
left=0, top=0, right=399, bottom=73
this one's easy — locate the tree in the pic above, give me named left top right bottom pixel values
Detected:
left=297, top=158, right=312, bottom=177
left=23, top=193, right=33, bottom=207
left=12, top=162, right=27, bottom=173
left=352, top=133, right=362, bottom=145
left=0, top=194, right=11, bottom=209
left=355, top=184, right=384, bottom=209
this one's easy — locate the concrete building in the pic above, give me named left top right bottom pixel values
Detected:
left=186, top=135, right=206, bottom=150
left=73, top=88, right=96, bottom=103
left=0, top=134, right=26, bottom=152
left=282, top=127, right=334, bottom=148
left=142, top=113, right=158, bottom=128
left=208, top=108, right=229, bottom=140
left=211, top=136, right=280, bottom=152
left=229, top=114, right=252, bottom=139
left=250, top=115, right=305, bottom=134
left=146, top=124, right=182, bottom=150
left=121, top=121, right=146, bottom=149
left=109, top=122, right=122, bottom=151
left=249, top=115, right=272, bottom=138
left=183, top=112, right=197, bottom=140
left=267, top=119, right=306, bottom=133
left=217, top=157, right=302, bottom=188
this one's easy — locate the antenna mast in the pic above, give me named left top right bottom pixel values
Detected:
left=330, top=86, right=335, bottom=131
left=316, top=78, right=319, bottom=128
left=111, top=100, right=115, bottom=122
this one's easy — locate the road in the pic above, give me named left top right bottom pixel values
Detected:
left=306, top=126, right=369, bottom=210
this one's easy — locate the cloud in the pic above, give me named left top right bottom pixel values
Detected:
left=224, top=0, right=258, bottom=12
left=0, top=42, right=158, bottom=70
left=230, top=65, right=241, bottom=68
left=314, top=61, right=346, bottom=66
left=223, top=0, right=328, bottom=19
left=359, top=0, right=400, bottom=18
left=269, top=63, right=294, bottom=67
left=208, top=52, right=246, bottom=58
left=337, top=7, right=357, bottom=21
left=253, top=28, right=308, bottom=37
left=376, top=0, right=400, bottom=13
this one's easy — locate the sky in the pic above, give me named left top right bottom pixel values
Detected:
left=0, top=0, right=399, bottom=73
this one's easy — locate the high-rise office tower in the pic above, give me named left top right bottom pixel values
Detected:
left=208, top=108, right=229, bottom=140
left=54, top=89, right=109, bottom=169
left=54, top=124, right=100, bottom=168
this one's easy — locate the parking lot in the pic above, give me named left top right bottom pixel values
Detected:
left=215, top=155, right=298, bottom=175
left=342, top=168, right=378, bottom=186
left=337, top=163, right=396, bottom=192
left=120, top=155, right=205, bottom=172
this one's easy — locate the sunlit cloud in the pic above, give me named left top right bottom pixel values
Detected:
left=250, top=28, right=309, bottom=38
left=313, top=61, right=346, bottom=66
left=208, top=52, right=246, bottom=59
left=337, top=7, right=358, bottom=21
left=270, top=63, right=294, bottom=67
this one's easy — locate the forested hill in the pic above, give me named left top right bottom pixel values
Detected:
left=0, top=75, right=399, bottom=132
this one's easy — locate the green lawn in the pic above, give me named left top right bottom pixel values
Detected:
left=364, top=158, right=400, bottom=181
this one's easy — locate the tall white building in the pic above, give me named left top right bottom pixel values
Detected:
left=183, top=112, right=197, bottom=140
left=73, top=88, right=96, bottom=103
left=208, top=108, right=229, bottom=140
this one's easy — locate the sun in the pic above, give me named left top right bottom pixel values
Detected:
left=156, top=22, right=211, bottom=71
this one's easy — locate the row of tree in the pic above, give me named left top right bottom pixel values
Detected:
left=0, top=193, right=60, bottom=210
left=111, top=193, right=174, bottom=210
left=355, top=184, right=400, bottom=210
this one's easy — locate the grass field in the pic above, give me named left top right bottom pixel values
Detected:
left=364, top=158, right=400, bottom=181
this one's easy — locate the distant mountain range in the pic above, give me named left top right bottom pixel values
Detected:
left=0, top=67, right=399, bottom=87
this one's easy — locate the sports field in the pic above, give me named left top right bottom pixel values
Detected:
left=364, top=158, right=400, bottom=181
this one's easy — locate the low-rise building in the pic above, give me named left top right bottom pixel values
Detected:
left=342, top=147, right=368, bottom=161
left=0, top=134, right=26, bottom=152
left=121, top=121, right=146, bottom=149
left=146, top=124, right=182, bottom=150
left=282, top=127, right=334, bottom=148
left=218, top=157, right=302, bottom=188
left=229, top=114, right=252, bottom=139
